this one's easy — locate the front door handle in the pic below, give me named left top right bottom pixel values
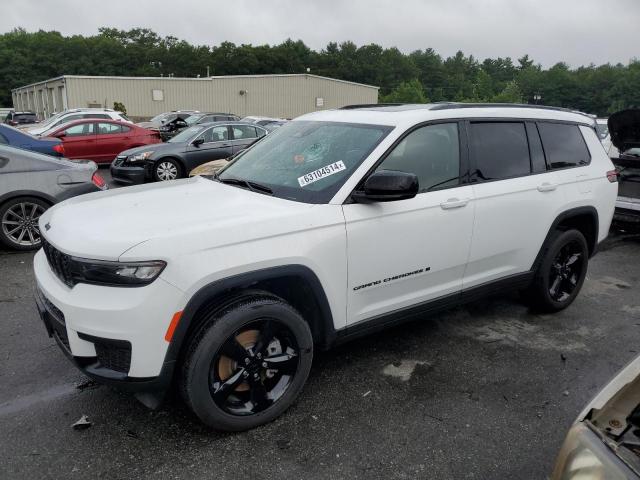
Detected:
left=440, top=198, right=470, bottom=210
left=537, top=182, right=558, bottom=192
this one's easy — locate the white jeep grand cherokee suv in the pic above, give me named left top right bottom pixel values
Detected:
left=34, top=103, right=617, bottom=431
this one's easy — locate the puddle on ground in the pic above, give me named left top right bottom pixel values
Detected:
left=582, top=276, right=632, bottom=297
left=382, top=360, right=430, bottom=382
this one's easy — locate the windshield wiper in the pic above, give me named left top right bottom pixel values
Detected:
left=218, top=176, right=273, bottom=195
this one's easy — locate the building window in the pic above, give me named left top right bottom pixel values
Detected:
left=152, top=89, right=164, bottom=101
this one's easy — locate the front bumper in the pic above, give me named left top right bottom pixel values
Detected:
left=110, top=162, right=147, bottom=185
left=33, top=249, right=185, bottom=386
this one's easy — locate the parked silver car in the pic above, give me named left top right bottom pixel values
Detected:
left=0, top=145, right=106, bottom=250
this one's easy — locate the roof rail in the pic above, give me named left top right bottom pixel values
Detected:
left=339, top=103, right=405, bottom=110
left=428, top=102, right=590, bottom=117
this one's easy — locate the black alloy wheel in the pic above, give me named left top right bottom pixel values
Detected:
left=180, top=294, right=313, bottom=431
left=523, top=229, right=589, bottom=312
left=210, top=318, right=300, bottom=416
left=548, top=240, right=585, bottom=303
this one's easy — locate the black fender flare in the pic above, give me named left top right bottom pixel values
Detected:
left=530, top=206, right=599, bottom=273
left=158, top=265, right=336, bottom=388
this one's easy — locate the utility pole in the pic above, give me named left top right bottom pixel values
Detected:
left=206, top=66, right=210, bottom=77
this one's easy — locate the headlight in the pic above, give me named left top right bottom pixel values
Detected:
left=128, top=151, right=154, bottom=162
left=551, top=423, right=631, bottom=479
left=71, top=258, right=166, bottom=287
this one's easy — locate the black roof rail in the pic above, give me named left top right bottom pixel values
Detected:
left=428, top=102, right=590, bottom=116
left=339, top=103, right=406, bottom=110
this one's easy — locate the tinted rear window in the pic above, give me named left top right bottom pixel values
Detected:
left=14, top=114, right=36, bottom=121
left=537, top=123, right=590, bottom=169
left=469, top=122, right=531, bottom=181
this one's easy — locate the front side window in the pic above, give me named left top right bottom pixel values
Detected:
left=375, top=123, right=460, bottom=192
left=233, top=125, right=258, bottom=140
left=470, top=122, right=531, bottom=181
left=218, top=121, right=391, bottom=203
left=64, top=123, right=95, bottom=136
left=538, top=122, right=590, bottom=169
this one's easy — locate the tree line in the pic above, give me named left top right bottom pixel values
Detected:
left=1, top=27, right=639, bottom=116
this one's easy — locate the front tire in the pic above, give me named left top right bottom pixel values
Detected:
left=154, top=158, right=183, bottom=181
left=180, top=294, right=313, bottom=431
left=524, top=229, right=589, bottom=312
left=0, top=196, right=49, bottom=250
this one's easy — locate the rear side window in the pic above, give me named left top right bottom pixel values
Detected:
left=469, top=122, right=531, bottom=181
left=97, top=123, right=122, bottom=134
left=537, top=122, right=590, bottom=169
left=233, top=125, right=258, bottom=140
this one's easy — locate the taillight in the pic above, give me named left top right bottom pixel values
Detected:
left=606, top=169, right=618, bottom=183
left=52, top=144, right=65, bottom=155
left=92, top=172, right=106, bottom=189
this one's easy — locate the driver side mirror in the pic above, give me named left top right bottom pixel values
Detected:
left=352, top=170, right=419, bottom=203
left=192, top=138, right=204, bottom=147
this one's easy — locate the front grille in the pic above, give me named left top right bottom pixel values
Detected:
left=95, top=341, right=132, bottom=374
left=42, top=238, right=76, bottom=287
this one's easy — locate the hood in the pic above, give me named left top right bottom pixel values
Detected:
left=136, top=121, right=160, bottom=130
left=39, top=176, right=317, bottom=260
left=608, top=109, right=640, bottom=152
left=118, top=142, right=180, bottom=158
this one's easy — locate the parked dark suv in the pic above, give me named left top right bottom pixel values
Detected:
left=4, top=111, right=37, bottom=126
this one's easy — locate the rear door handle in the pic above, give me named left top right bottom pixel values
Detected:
left=440, top=198, right=470, bottom=210
left=537, top=182, right=557, bottom=192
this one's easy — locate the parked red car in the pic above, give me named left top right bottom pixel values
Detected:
left=44, top=119, right=161, bottom=163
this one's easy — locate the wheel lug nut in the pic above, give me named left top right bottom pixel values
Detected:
left=244, top=358, right=250, bottom=365
left=242, top=371, right=249, bottom=378
left=262, top=362, right=267, bottom=368
left=256, top=353, right=262, bottom=359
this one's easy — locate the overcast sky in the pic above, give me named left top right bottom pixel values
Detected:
left=2, top=0, right=638, bottom=68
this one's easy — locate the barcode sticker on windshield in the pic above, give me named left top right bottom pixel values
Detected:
left=298, top=161, right=346, bottom=187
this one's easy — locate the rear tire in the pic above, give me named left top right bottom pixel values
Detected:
left=0, top=196, right=49, bottom=251
left=523, top=229, right=589, bottom=313
left=180, top=293, right=313, bottom=431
